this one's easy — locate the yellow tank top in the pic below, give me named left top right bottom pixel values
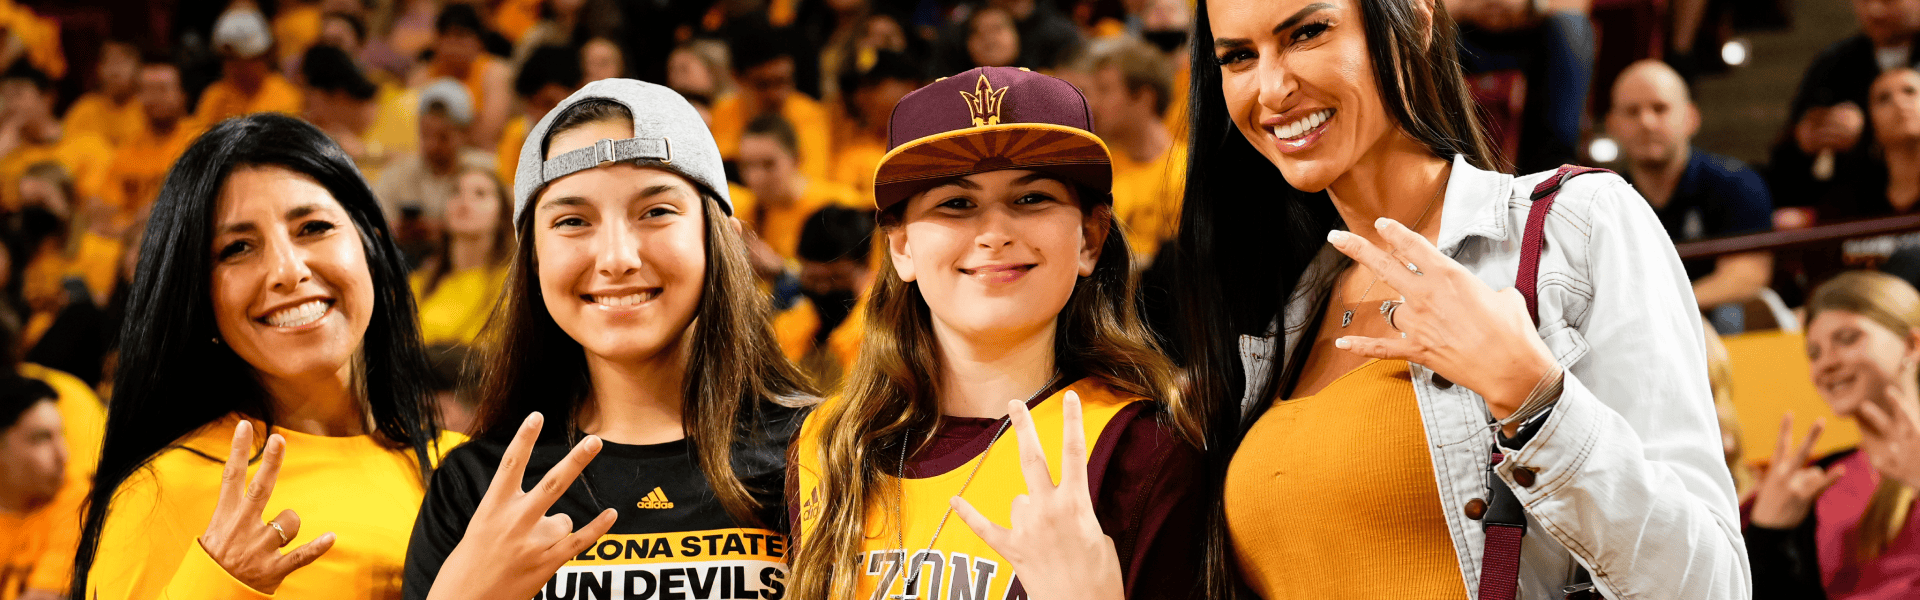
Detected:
left=1223, top=359, right=1464, bottom=599
left=793, top=378, right=1140, bottom=600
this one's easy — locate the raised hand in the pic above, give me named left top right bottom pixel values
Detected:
left=427, top=412, right=618, bottom=600
left=951, top=391, right=1124, bottom=600
left=199, top=420, right=335, bottom=594
left=1749, top=414, right=1846, bottom=529
left=1326, top=219, right=1560, bottom=421
left=1855, top=391, right=1920, bottom=490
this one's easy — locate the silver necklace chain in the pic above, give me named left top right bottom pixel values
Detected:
left=1341, top=168, right=1451, bottom=327
left=889, top=374, right=1061, bottom=600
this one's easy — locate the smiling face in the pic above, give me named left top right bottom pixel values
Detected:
left=533, top=119, right=707, bottom=365
left=1210, top=0, right=1402, bottom=193
left=209, top=166, right=376, bottom=385
left=1806, top=309, right=1920, bottom=418
left=887, top=169, right=1105, bottom=345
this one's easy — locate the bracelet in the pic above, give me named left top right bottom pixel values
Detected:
left=1496, top=363, right=1564, bottom=432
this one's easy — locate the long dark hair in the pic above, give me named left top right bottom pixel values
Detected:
left=71, top=113, right=441, bottom=596
left=415, top=165, right=515, bottom=297
left=790, top=183, right=1198, bottom=600
left=1169, top=1, right=1493, bottom=597
left=470, top=100, right=814, bottom=527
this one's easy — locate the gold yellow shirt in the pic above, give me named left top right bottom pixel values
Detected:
left=272, top=5, right=323, bottom=64
left=192, top=75, right=304, bottom=130
left=709, top=94, right=834, bottom=182
left=1109, top=141, right=1187, bottom=261
left=827, top=134, right=885, bottom=207
left=86, top=413, right=465, bottom=600
left=0, top=132, right=114, bottom=211
left=494, top=115, right=529, bottom=188
left=62, top=93, right=144, bottom=147
left=410, top=265, right=510, bottom=347
left=0, top=0, right=63, bottom=78
left=104, top=121, right=200, bottom=221
left=734, top=178, right=862, bottom=261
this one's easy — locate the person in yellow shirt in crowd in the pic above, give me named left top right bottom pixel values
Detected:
left=0, top=65, right=111, bottom=215
left=421, top=4, right=511, bottom=151
left=0, top=375, right=67, bottom=600
left=1071, top=37, right=1185, bottom=265
left=736, top=113, right=862, bottom=262
left=772, top=205, right=873, bottom=389
left=195, top=7, right=305, bottom=129
left=493, top=45, right=581, bottom=188
left=712, top=21, right=833, bottom=181
left=300, top=44, right=415, bottom=182
left=13, top=163, right=119, bottom=378
left=409, top=166, right=512, bottom=349
left=0, top=307, right=107, bottom=600
left=73, top=114, right=462, bottom=600
left=374, top=79, right=496, bottom=264
left=828, top=49, right=920, bottom=204
left=61, top=40, right=143, bottom=148
left=102, top=59, right=197, bottom=234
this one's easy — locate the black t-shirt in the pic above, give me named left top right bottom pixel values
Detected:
left=403, top=402, right=808, bottom=600
left=1632, top=149, right=1774, bottom=280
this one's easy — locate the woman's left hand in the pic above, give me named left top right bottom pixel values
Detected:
left=1326, top=218, right=1559, bottom=424
left=1856, top=389, right=1920, bottom=490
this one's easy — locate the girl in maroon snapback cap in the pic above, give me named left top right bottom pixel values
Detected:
left=787, top=66, right=1206, bottom=600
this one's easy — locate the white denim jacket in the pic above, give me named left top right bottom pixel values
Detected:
left=1239, top=156, right=1750, bottom=599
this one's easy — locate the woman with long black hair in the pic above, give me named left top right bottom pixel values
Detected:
left=1167, top=0, right=1748, bottom=597
left=71, top=113, right=457, bottom=600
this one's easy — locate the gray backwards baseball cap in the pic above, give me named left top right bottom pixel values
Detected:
left=513, top=79, right=731, bottom=226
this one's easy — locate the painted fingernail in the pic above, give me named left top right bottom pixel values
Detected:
left=1327, top=230, right=1348, bottom=244
left=584, top=436, right=602, bottom=451
left=1334, top=338, right=1352, bottom=349
left=1376, top=217, right=1395, bottom=229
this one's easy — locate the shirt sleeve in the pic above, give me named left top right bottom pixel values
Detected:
left=159, top=540, right=274, bottom=600
left=1492, top=176, right=1750, bottom=599
left=1092, top=403, right=1207, bottom=600
left=401, top=445, right=491, bottom=600
left=1744, top=520, right=1828, bottom=600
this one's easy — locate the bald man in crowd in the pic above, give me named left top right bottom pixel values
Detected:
left=1607, top=59, right=1775, bottom=332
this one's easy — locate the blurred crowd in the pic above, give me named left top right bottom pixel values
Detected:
left=2, top=0, right=1920, bottom=596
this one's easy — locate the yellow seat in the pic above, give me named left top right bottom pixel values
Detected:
left=1722, top=329, right=1860, bottom=465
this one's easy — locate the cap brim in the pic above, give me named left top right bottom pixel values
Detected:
left=874, top=123, right=1111, bottom=211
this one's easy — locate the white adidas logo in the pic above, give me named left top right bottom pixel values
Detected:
left=637, top=487, right=674, bottom=509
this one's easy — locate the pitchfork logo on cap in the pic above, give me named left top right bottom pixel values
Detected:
left=960, top=74, right=1009, bottom=127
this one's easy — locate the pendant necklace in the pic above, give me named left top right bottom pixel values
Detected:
left=1341, top=168, right=1450, bottom=328
left=888, top=374, right=1062, bottom=600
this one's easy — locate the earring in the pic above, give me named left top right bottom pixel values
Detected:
left=211, top=336, right=222, bottom=345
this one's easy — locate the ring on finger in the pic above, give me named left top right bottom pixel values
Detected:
left=268, top=520, right=290, bottom=547
left=1405, top=261, right=1423, bottom=275
left=1380, top=300, right=1404, bottom=330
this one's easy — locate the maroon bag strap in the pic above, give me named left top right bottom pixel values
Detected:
left=1480, top=164, right=1610, bottom=600
left=1516, top=165, right=1612, bottom=326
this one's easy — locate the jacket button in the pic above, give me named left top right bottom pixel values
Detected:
left=1432, top=373, right=1454, bottom=389
left=1464, top=498, right=1487, bottom=520
left=1513, top=467, right=1537, bottom=488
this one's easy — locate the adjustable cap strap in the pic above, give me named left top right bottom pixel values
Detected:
left=541, top=137, right=672, bottom=184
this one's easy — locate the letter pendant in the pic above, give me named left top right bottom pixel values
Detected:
left=1341, top=309, right=1353, bottom=328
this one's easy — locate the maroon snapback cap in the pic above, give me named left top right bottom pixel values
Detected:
left=873, top=66, right=1113, bottom=210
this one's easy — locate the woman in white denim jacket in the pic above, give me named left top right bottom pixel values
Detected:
left=1158, top=0, right=1751, bottom=598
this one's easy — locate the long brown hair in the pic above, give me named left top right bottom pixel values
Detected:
left=470, top=100, right=814, bottom=527
left=415, top=165, right=514, bottom=297
left=788, top=183, right=1199, bottom=600
left=1806, top=270, right=1920, bottom=562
